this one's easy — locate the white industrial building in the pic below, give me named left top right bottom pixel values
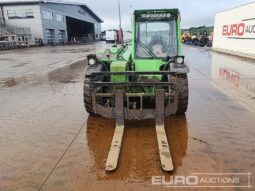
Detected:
left=0, top=0, right=103, bottom=44
left=213, top=2, right=255, bottom=59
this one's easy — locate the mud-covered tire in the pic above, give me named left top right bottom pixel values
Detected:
left=83, top=76, right=95, bottom=114
left=175, top=74, right=189, bottom=114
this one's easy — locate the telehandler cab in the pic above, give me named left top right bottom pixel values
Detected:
left=84, top=9, right=189, bottom=172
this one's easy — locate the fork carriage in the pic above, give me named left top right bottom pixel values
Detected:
left=86, top=71, right=179, bottom=120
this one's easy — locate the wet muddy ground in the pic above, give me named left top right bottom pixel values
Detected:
left=0, top=43, right=254, bottom=191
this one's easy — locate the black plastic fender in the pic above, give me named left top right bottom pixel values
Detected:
left=85, top=64, right=104, bottom=77
left=170, top=63, right=190, bottom=74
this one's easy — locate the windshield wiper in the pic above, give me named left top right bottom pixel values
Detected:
left=137, top=40, right=157, bottom=58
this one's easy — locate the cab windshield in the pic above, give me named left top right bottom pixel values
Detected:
left=135, top=20, right=177, bottom=58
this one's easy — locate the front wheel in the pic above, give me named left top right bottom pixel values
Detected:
left=175, top=74, right=189, bottom=114
left=83, top=64, right=106, bottom=114
left=83, top=76, right=95, bottom=114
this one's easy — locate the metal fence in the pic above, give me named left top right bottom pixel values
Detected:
left=0, top=21, right=33, bottom=51
left=0, top=21, right=31, bottom=36
left=0, top=41, right=17, bottom=51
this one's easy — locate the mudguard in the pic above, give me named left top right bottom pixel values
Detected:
left=85, top=64, right=104, bottom=77
left=170, top=63, right=190, bottom=74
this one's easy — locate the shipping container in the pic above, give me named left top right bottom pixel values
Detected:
left=213, top=2, right=255, bottom=59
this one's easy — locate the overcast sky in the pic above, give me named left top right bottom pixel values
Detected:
left=4, top=0, right=254, bottom=30
left=76, top=0, right=254, bottom=30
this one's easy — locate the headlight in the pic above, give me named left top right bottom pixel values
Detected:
left=104, top=49, right=111, bottom=57
left=87, top=54, right=97, bottom=65
left=88, top=58, right=95, bottom=65
left=176, top=57, right=184, bottom=64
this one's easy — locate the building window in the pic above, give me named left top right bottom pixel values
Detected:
left=43, top=11, right=53, bottom=20
left=26, top=11, right=34, bottom=17
left=7, top=10, right=15, bottom=18
left=7, top=10, right=34, bottom=19
left=56, top=14, right=64, bottom=22
left=46, top=29, right=54, bottom=43
left=58, top=30, right=65, bottom=43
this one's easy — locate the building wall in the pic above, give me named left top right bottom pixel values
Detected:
left=213, top=2, right=255, bottom=59
left=0, top=6, right=5, bottom=22
left=2, top=3, right=102, bottom=44
left=39, top=3, right=68, bottom=43
left=2, top=4, right=43, bottom=38
left=40, top=3, right=101, bottom=41
left=94, top=22, right=101, bottom=40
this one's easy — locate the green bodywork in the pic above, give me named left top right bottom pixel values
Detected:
left=96, top=9, right=182, bottom=92
left=110, top=61, right=128, bottom=83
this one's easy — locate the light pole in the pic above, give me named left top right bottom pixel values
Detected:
left=118, top=0, right=123, bottom=45
left=118, top=0, right=122, bottom=30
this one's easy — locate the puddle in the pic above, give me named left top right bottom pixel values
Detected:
left=47, top=59, right=85, bottom=84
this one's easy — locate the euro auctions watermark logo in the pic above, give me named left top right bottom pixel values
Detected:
left=152, top=173, right=253, bottom=188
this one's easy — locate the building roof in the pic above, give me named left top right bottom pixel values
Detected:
left=0, top=0, right=103, bottom=23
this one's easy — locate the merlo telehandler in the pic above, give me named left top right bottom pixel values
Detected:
left=83, top=9, right=189, bottom=172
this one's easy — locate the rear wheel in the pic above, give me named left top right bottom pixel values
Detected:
left=175, top=74, right=189, bottom=114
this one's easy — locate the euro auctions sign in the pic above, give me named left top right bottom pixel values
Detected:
left=222, top=19, right=255, bottom=39
left=213, top=3, right=255, bottom=58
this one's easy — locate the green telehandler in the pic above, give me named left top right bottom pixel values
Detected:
left=83, top=9, right=189, bottom=172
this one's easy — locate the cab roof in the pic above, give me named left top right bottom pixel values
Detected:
left=134, top=9, right=180, bottom=17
